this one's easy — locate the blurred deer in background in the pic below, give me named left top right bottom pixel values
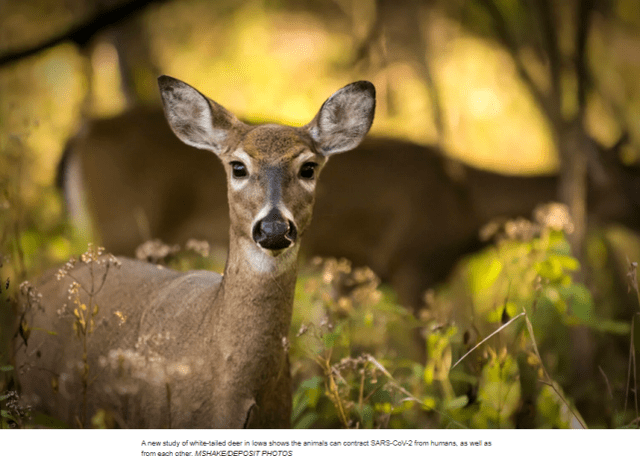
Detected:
left=59, top=107, right=640, bottom=312
left=16, top=76, right=376, bottom=428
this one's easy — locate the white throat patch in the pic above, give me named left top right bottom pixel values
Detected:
left=240, top=238, right=299, bottom=275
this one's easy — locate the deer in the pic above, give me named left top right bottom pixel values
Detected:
left=15, top=76, right=376, bottom=428
left=58, top=106, right=640, bottom=312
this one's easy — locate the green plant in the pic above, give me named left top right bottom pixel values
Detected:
left=290, top=204, right=638, bottom=428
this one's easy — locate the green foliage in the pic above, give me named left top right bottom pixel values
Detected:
left=472, top=349, right=521, bottom=428
left=290, top=207, right=637, bottom=428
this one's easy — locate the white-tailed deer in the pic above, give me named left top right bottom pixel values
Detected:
left=15, top=76, right=376, bottom=428
left=59, top=107, right=640, bottom=311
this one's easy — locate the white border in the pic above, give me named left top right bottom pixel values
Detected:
left=2, top=428, right=634, bottom=458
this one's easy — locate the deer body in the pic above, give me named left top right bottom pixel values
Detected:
left=16, top=77, right=376, bottom=428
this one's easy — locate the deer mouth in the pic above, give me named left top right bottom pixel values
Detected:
left=264, top=247, right=287, bottom=257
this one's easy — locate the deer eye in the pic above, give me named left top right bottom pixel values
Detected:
left=230, top=161, right=248, bottom=178
left=299, top=162, right=317, bottom=180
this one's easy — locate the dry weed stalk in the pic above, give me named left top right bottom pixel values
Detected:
left=55, top=244, right=121, bottom=426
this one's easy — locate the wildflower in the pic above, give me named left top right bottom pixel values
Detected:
left=186, top=239, right=210, bottom=257
left=107, top=254, right=122, bottom=268
left=56, top=258, right=77, bottom=280
left=135, top=239, right=180, bottom=263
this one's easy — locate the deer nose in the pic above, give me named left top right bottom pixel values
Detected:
left=252, top=208, right=297, bottom=251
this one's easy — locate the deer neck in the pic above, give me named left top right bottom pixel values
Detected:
left=210, top=233, right=298, bottom=401
left=219, top=235, right=299, bottom=325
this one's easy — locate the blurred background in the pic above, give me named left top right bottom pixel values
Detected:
left=1, top=0, right=640, bottom=429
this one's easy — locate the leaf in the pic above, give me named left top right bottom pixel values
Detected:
left=559, top=284, right=594, bottom=322
left=590, top=320, right=630, bottom=335
left=293, top=412, right=318, bottom=429
left=423, top=366, right=434, bottom=385
left=91, top=409, right=113, bottom=429
left=294, top=376, right=323, bottom=411
left=322, top=330, right=341, bottom=349
left=548, top=232, right=572, bottom=254
left=553, top=254, right=580, bottom=271
left=444, top=395, right=469, bottom=410
left=321, top=322, right=345, bottom=349
left=421, top=396, right=437, bottom=410
left=469, top=256, right=503, bottom=294
left=298, top=375, right=323, bottom=391
left=0, top=365, right=14, bottom=372
left=355, top=404, right=375, bottom=428
left=1, top=410, right=18, bottom=423
left=19, top=319, right=30, bottom=346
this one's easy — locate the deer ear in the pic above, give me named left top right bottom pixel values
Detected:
left=306, top=81, right=376, bottom=156
left=158, top=75, right=245, bottom=156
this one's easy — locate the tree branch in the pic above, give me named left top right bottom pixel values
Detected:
left=532, top=0, right=562, bottom=104
left=0, top=0, right=164, bottom=68
left=576, top=0, right=596, bottom=118
left=476, top=0, right=556, bottom=121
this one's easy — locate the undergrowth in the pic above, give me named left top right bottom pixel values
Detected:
left=1, top=190, right=639, bottom=428
left=289, top=204, right=639, bottom=429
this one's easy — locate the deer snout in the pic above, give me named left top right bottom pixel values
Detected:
left=252, top=208, right=297, bottom=251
